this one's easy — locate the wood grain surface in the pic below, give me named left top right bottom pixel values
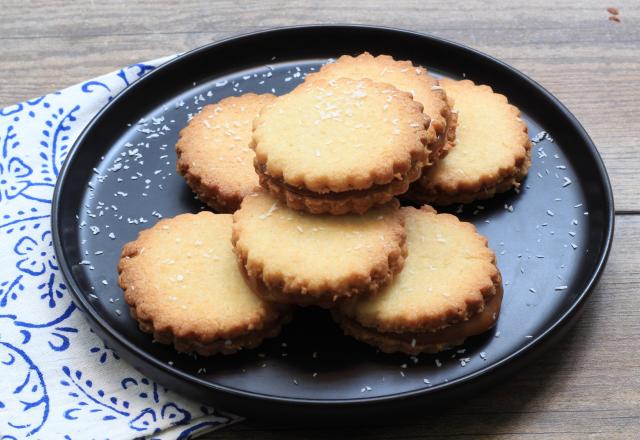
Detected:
left=2, top=1, right=638, bottom=438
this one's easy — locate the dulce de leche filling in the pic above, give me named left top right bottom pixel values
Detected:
left=257, top=156, right=427, bottom=200
left=344, top=287, right=502, bottom=346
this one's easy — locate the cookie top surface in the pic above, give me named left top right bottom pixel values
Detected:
left=118, top=212, right=280, bottom=341
left=307, top=52, right=449, bottom=148
left=338, top=206, right=500, bottom=332
left=232, top=191, right=407, bottom=296
left=252, top=78, right=430, bottom=193
left=176, top=93, right=275, bottom=204
left=419, top=79, right=530, bottom=193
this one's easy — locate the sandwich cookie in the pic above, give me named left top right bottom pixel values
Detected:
left=176, top=93, right=275, bottom=212
left=252, top=78, right=431, bottom=214
left=408, top=79, right=531, bottom=205
left=306, top=52, right=456, bottom=162
left=334, top=206, right=502, bottom=354
left=231, top=190, right=407, bottom=307
left=118, top=211, right=290, bottom=355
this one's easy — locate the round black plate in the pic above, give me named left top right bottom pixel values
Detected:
left=52, top=25, right=614, bottom=421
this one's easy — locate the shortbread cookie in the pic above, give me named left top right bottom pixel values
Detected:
left=306, top=52, right=456, bottom=162
left=407, top=79, right=531, bottom=205
left=231, top=190, right=407, bottom=307
left=334, top=287, right=502, bottom=354
left=334, top=206, right=502, bottom=354
left=118, top=212, right=290, bottom=355
left=252, top=78, right=431, bottom=214
left=176, top=93, right=275, bottom=212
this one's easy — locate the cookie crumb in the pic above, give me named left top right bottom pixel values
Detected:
left=607, top=7, right=621, bottom=22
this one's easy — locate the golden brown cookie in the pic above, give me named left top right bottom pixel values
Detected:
left=307, top=52, right=456, bottom=162
left=407, top=79, right=531, bottom=205
left=334, top=206, right=502, bottom=354
left=231, top=190, right=407, bottom=307
left=176, top=93, right=275, bottom=212
left=252, top=78, right=431, bottom=214
left=117, top=211, right=290, bottom=355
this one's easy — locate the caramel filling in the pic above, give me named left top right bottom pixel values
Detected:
left=343, top=288, right=502, bottom=346
left=258, top=156, right=426, bottom=200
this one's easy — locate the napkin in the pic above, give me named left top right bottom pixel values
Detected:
left=0, top=56, right=241, bottom=439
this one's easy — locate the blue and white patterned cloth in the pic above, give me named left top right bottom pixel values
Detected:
left=0, top=57, right=241, bottom=439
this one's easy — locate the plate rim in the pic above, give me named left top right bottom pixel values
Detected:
left=51, top=24, right=615, bottom=407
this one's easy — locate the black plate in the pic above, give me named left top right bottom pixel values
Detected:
left=52, top=25, right=614, bottom=421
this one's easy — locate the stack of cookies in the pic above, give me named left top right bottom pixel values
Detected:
left=118, top=53, right=531, bottom=356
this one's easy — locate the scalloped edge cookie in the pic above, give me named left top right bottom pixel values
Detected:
left=118, top=211, right=290, bottom=355
left=307, top=52, right=456, bottom=164
left=333, top=205, right=502, bottom=354
left=176, top=93, right=275, bottom=213
left=407, top=79, right=532, bottom=205
left=231, top=191, right=408, bottom=307
left=333, top=286, right=502, bottom=355
left=251, top=78, right=430, bottom=214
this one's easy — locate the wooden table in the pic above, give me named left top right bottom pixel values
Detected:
left=3, top=1, right=638, bottom=438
